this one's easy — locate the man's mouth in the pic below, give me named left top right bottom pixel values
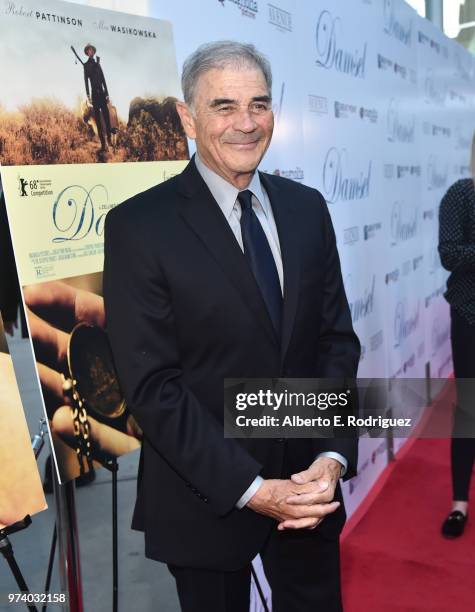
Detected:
left=225, top=140, right=260, bottom=149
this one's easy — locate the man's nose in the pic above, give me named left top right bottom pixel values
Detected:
left=232, top=109, right=258, bottom=132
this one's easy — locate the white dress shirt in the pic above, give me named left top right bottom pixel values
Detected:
left=194, top=153, right=347, bottom=509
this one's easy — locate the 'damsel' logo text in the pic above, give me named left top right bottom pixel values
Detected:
left=390, top=200, right=418, bottom=244
left=322, top=147, right=371, bottom=203
left=387, top=98, right=415, bottom=143
left=315, top=10, right=367, bottom=78
left=394, top=300, right=420, bottom=347
left=383, top=0, right=412, bottom=46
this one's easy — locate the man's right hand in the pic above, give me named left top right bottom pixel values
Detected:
left=246, top=479, right=340, bottom=529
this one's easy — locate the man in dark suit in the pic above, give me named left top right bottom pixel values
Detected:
left=103, top=41, right=360, bottom=612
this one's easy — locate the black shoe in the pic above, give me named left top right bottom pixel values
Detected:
left=441, top=510, right=468, bottom=538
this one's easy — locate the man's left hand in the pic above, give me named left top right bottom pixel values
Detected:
left=278, top=456, right=343, bottom=530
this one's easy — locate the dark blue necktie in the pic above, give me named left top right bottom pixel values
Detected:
left=238, top=189, right=282, bottom=337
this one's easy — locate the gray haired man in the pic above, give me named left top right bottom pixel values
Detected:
left=103, top=40, right=360, bottom=612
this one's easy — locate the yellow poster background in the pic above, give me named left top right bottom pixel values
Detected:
left=1, top=161, right=187, bottom=285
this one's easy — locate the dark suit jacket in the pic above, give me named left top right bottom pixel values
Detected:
left=103, top=157, right=360, bottom=570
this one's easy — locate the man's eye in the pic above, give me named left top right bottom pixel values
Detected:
left=217, top=106, right=233, bottom=113
left=251, top=103, right=269, bottom=113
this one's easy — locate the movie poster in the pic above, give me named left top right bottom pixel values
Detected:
left=0, top=314, right=47, bottom=528
left=0, top=0, right=189, bottom=483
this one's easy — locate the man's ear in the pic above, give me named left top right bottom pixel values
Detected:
left=175, top=101, right=196, bottom=140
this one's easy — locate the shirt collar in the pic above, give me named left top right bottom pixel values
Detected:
left=195, top=152, right=269, bottom=220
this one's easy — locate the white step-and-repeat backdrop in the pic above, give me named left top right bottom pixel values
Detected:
left=73, top=0, right=474, bottom=607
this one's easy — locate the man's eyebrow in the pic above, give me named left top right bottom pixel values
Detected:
left=209, top=98, right=238, bottom=107
left=251, top=95, right=272, bottom=103
left=208, top=95, right=272, bottom=108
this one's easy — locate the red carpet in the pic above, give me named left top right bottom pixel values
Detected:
left=341, top=384, right=475, bottom=612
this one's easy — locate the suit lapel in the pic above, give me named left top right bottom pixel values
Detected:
left=259, top=172, right=301, bottom=366
left=176, top=159, right=279, bottom=349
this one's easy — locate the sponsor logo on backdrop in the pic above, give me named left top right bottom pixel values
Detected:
left=429, top=247, right=442, bottom=274
left=422, top=208, right=434, bottom=220
left=424, top=69, right=447, bottom=106
left=322, top=147, right=371, bottom=204
left=377, top=54, right=415, bottom=83
left=384, top=164, right=395, bottom=179
left=431, top=318, right=449, bottom=356
left=454, top=164, right=470, bottom=177
left=363, top=221, right=382, bottom=241
left=402, top=259, right=411, bottom=276
left=455, top=127, right=471, bottom=150
left=454, top=47, right=474, bottom=82
left=270, top=168, right=304, bottom=182
left=344, top=226, right=359, bottom=245
left=359, top=106, right=378, bottom=123
left=268, top=3, right=292, bottom=31
left=390, top=200, right=418, bottom=245
left=422, top=122, right=451, bottom=138
left=427, top=156, right=448, bottom=190
left=425, top=284, right=445, bottom=308
left=17, top=176, right=52, bottom=198
left=394, top=300, right=420, bottom=348
left=385, top=164, right=422, bottom=180
left=346, top=274, right=376, bottom=323
left=412, top=255, right=423, bottom=271
left=377, top=53, right=393, bottom=72
left=383, top=0, right=412, bottom=46
left=219, top=0, right=258, bottom=18
left=377, top=54, right=407, bottom=79
left=371, top=440, right=387, bottom=464
left=403, top=352, right=415, bottom=372
left=449, top=90, right=467, bottom=105
left=334, top=102, right=378, bottom=123
left=396, top=165, right=421, bottom=179
left=370, top=330, right=383, bottom=352
left=334, top=101, right=357, bottom=119
left=385, top=267, right=399, bottom=284
left=315, top=10, right=367, bottom=78
left=387, top=99, right=415, bottom=144
left=308, top=94, right=328, bottom=114
left=418, top=30, right=448, bottom=58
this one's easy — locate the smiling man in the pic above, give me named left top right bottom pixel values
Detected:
left=103, top=41, right=360, bottom=612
